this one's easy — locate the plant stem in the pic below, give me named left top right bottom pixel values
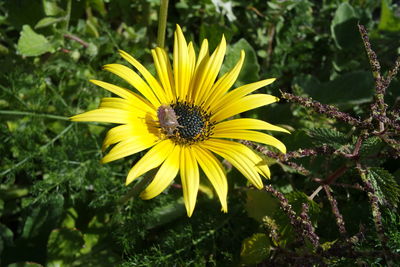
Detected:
left=0, top=110, right=69, bottom=121
left=157, top=0, right=169, bottom=48
left=65, top=0, right=72, bottom=31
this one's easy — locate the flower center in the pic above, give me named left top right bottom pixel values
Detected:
left=162, top=101, right=214, bottom=145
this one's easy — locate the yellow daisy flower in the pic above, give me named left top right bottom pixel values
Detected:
left=71, top=25, right=288, bottom=217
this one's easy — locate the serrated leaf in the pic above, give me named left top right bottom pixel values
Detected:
left=307, top=128, right=348, bottom=149
left=240, top=233, right=271, bottom=265
left=35, top=17, right=65, bottom=29
left=360, top=137, right=385, bottom=157
left=47, top=228, right=84, bottom=267
left=367, top=167, right=400, bottom=207
left=221, top=38, right=260, bottom=87
left=17, top=25, right=54, bottom=57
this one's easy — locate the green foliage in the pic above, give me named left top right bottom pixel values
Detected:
left=221, top=38, right=260, bottom=87
left=307, top=128, right=348, bottom=149
left=240, top=233, right=271, bottom=265
left=1, top=0, right=399, bottom=266
left=368, top=167, right=400, bottom=207
left=17, top=25, right=55, bottom=56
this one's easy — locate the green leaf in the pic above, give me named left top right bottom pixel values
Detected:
left=8, top=263, right=43, bottom=267
left=4, top=0, right=44, bottom=29
left=360, top=137, right=385, bottom=160
left=22, top=194, right=64, bottom=239
left=47, top=228, right=84, bottom=267
left=146, top=198, right=186, bottom=229
left=307, top=128, right=348, bottom=149
left=0, top=223, right=14, bottom=255
left=320, top=240, right=337, bottom=251
left=221, top=38, right=260, bottom=87
left=245, top=189, right=279, bottom=222
left=42, top=0, right=64, bottom=16
left=240, top=233, right=271, bottom=265
left=35, top=17, right=66, bottom=29
left=367, top=167, right=400, bottom=207
left=378, top=0, right=400, bottom=32
left=86, top=18, right=99, bottom=38
left=89, top=0, right=107, bottom=17
left=17, top=25, right=54, bottom=57
left=295, top=71, right=374, bottom=107
left=86, top=43, right=99, bottom=57
left=330, top=2, right=360, bottom=49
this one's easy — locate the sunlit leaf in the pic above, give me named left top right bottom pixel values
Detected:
left=17, top=25, right=54, bottom=56
left=240, top=233, right=271, bottom=265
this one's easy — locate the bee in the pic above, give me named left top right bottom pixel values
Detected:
left=157, top=104, right=182, bottom=136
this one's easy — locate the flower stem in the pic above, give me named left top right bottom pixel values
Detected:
left=157, top=0, right=169, bottom=48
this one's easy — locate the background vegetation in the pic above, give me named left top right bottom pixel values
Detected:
left=1, top=0, right=399, bottom=266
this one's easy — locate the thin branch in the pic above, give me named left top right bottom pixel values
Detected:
left=281, top=92, right=369, bottom=128
left=64, top=33, right=89, bottom=48
left=264, top=185, right=320, bottom=248
left=324, top=185, right=347, bottom=236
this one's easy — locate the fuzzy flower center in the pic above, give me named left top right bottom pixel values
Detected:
left=162, top=101, right=214, bottom=145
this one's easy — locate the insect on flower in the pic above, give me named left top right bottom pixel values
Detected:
left=157, top=104, right=181, bottom=136
left=71, top=25, right=289, bottom=217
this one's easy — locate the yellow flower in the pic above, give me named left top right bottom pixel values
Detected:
left=71, top=25, right=288, bottom=217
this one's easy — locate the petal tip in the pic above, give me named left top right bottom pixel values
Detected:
left=125, top=177, right=133, bottom=186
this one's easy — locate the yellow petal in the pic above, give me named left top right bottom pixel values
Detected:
left=180, top=146, right=199, bottom=217
left=152, top=48, right=175, bottom=101
left=126, top=140, right=173, bottom=185
left=188, top=39, right=209, bottom=101
left=119, top=50, right=168, bottom=104
left=214, top=118, right=290, bottom=134
left=206, top=50, right=245, bottom=110
left=192, top=35, right=226, bottom=105
left=186, top=41, right=196, bottom=101
left=90, top=80, right=155, bottom=111
left=212, top=78, right=276, bottom=113
left=140, top=145, right=180, bottom=200
left=102, top=135, right=159, bottom=163
left=174, top=25, right=190, bottom=99
left=213, top=129, right=286, bottom=154
left=193, top=146, right=228, bottom=212
left=202, top=139, right=265, bottom=188
left=211, top=94, right=279, bottom=122
left=102, top=123, right=155, bottom=152
left=194, top=39, right=209, bottom=71
left=99, top=97, right=156, bottom=117
left=102, top=124, right=134, bottom=151
left=103, top=63, right=161, bottom=106
left=70, top=108, right=134, bottom=124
